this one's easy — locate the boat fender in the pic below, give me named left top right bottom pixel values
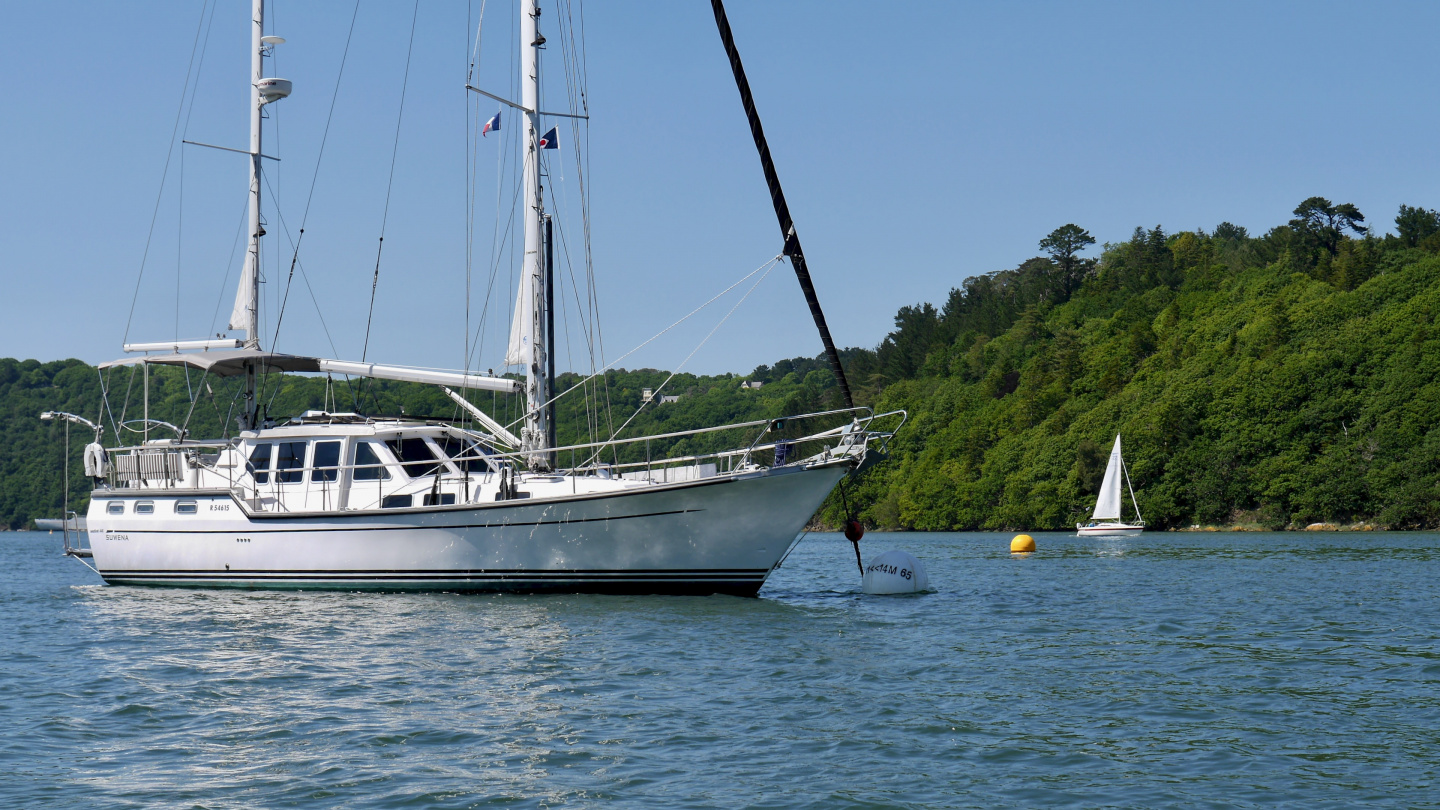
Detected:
left=862, top=550, right=929, bottom=595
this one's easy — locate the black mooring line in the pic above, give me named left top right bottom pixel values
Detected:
left=710, top=0, right=855, bottom=409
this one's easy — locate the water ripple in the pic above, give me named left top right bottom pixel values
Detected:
left=3, top=531, right=1439, bottom=807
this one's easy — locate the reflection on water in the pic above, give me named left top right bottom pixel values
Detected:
left=4, top=531, right=1440, bottom=807
left=1090, top=536, right=1131, bottom=557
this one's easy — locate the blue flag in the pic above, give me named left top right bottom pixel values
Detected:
left=539, top=127, right=558, bottom=149
left=482, top=111, right=500, bottom=137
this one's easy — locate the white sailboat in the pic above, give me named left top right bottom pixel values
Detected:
left=1076, top=434, right=1145, bottom=537
left=41, top=0, right=902, bottom=595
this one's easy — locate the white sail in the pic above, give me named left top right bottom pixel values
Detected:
left=504, top=267, right=536, bottom=367
left=227, top=257, right=255, bottom=332
left=1092, top=434, right=1123, bottom=521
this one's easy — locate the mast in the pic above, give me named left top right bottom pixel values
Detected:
left=246, top=0, right=263, bottom=350
left=519, top=0, right=551, bottom=467
left=239, top=0, right=265, bottom=429
left=710, top=0, right=854, bottom=409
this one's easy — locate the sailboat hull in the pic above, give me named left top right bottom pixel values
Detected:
left=85, top=464, right=847, bottom=596
left=1076, top=523, right=1145, bottom=537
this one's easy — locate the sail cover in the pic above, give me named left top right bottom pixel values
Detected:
left=1092, top=434, right=1124, bottom=521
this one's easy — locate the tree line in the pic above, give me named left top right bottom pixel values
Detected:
left=5, top=197, right=1440, bottom=530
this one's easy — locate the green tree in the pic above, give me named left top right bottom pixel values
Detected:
left=1290, top=196, right=1367, bottom=255
left=1039, top=224, right=1097, bottom=297
left=1213, top=222, right=1248, bottom=242
left=1395, top=204, right=1440, bottom=247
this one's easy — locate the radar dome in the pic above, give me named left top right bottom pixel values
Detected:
left=258, top=78, right=292, bottom=104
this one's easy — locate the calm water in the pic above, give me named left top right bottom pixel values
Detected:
left=3, top=530, right=1439, bottom=808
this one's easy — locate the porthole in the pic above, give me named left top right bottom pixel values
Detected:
left=106, top=502, right=124, bottom=515
left=175, top=501, right=198, bottom=514
left=135, top=502, right=155, bottom=515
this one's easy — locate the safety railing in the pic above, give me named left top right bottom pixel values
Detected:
left=93, top=406, right=906, bottom=512
left=470, top=405, right=908, bottom=482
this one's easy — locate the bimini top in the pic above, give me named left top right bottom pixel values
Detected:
left=98, top=348, right=519, bottom=393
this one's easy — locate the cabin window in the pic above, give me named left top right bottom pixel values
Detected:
left=311, top=441, right=341, bottom=482
left=435, top=436, right=492, bottom=473
left=248, top=444, right=273, bottom=484
left=106, top=502, right=124, bottom=515
left=135, top=501, right=155, bottom=515
left=381, top=494, right=412, bottom=509
left=175, top=501, right=198, bottom=514
left=352, top=442, right=392, bottom=481
left=423, top=493, right=457, bottom=506
left=275, top=442, right=307, bottom=483
left=386, top=438, right=441, bottom=479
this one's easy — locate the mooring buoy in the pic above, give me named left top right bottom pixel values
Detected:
left=862, top=550, right=929, bottom=594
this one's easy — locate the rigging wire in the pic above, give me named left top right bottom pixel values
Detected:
left=208, top=196, right=255, bottom=336
left=465, top=167, right=525, bottom=373
left=463, top=0, right=490, bottom=401
left=174, top=0, right=221, bottom=404
left=96, top=369, right=120, bottom=441
left=121, top=0, right=214, bottom=346
left=576, top=257, right=779, bottom=467
left=268, top=0, right=360, bottom=352
left=505, top=254, right=782, bottom=433
left=255, top=171, right=354, bottom=413
left=361, top=0, right=422, bottom=370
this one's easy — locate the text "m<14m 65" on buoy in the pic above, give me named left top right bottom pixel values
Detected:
left=862, top=550, right=929, bottom=595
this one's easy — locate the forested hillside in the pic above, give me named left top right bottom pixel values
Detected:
left=830, top=198, right=1440, bottom=530
left=5, top=197, right=1440, bottom=530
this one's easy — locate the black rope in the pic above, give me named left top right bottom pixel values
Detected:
left=838, top=479, right=864, bottom=577
left=709, top=0, right=853, bottom=408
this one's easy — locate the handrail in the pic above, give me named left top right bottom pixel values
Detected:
left=98, top=405, right=898, bottom=492
left=470, top=405, right=876, bottom=459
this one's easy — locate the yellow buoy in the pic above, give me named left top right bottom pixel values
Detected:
left=1010, top=534, right=1035, bottom=553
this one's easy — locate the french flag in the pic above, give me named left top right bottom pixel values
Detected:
left=482, top=111, right=500, bottom=137
left=539, top=126, right=558, bottom=149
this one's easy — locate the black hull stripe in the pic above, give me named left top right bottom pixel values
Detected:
left=99, top=508, right=701, bottom=535
left=102, top=579, right=767, bottom=596
left=104, top=568, right=768, bottom=578
left=107, top=575, right=765, bottom=583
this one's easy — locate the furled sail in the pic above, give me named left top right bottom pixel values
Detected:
left=1092, top=434, right=1124, bottom=521
left=228, top=258, right=255, bottom=332
left=504, top=263, right=539, bottom=367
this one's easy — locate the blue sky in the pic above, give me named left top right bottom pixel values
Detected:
left=4, top=1, right=1439, bottom=375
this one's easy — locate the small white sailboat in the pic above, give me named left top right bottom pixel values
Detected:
left=1077, top=434, right=1145, bottom=536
